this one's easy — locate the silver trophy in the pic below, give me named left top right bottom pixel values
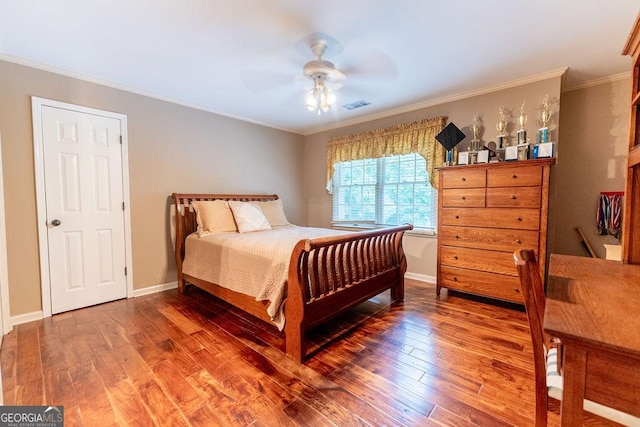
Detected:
left=496, top=106, right=508, bottom=149
left=517, top=101, right=528, bottom=146
left=470, top=113, right=483, bottom=153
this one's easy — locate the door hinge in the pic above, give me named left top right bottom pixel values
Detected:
left=122, top=202, right=125, bottom=211
left=119, top=135, right=123, bottom=144
left=125, top=267, right=128, bottom=276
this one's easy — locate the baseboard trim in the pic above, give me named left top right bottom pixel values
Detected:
left=10, top=310, right=43, bottom=328
left=133, top=281, right=178, bottom=297
left=6, top=283, right=177, bottom=331
left=405, top=272, right=436, bottom=284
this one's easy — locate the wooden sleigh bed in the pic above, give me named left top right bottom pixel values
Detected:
left=172, top=193, right=412, bottom=363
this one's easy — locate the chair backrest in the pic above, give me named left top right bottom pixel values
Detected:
left=514, top=249, right=549, bottom=426
left=514, top=249, right=547, bottom=348
left=515, top=249, right=546, bottom=323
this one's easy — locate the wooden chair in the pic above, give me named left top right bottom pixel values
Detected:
left=514, top=249, right=640, bottom=427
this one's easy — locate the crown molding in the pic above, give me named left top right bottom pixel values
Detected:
left=3, top=55, right=623, bottom=136
left=561, top=72, right=631, bottom=92
left=0, top=54, right=303, bottom=135
left=302, top=68, right=568, bottom=135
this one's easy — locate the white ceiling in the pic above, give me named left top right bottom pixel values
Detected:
left=0, top=1, right=637, bottom=135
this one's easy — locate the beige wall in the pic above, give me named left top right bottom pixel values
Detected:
left=0, top=60, right=305, bottom=316
left=0, top=56, right=628, bottom=318
left=303, top=77, right=563, bottom=279
left=555, top=79, right=630, bottom=258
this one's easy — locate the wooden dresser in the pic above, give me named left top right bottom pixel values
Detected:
left=436, top=158, right=554, bottom=303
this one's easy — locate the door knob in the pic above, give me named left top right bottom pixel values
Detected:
left=50, top=219, right=61, bottom=227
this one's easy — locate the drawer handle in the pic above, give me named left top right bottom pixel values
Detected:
left=455, top=215, right=460, bottom=219
left=453, top=256, right=458, bottom=260
left=461, top=196, right=466, bottom=200
left=510, top=195, right=517, bottom=200
left=512, top=174, right=517, bottom=179
left=453, top=277, right=458, bottom=282
left=516, top=216, right=523, bottom=222
left=455, top=235, right=460, bottom=239
left=516, top=239, right=522, bottom=244
left=513, top=287, right=520, bottom=293
left=461, top=177, right=466, bottom=181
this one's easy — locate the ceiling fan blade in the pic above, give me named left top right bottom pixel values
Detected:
left=240, top=69, right=299, bottom=93
left=340, top=49, right=398, bottom=82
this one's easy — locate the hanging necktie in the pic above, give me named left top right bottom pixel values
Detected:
left=609, top=194, right=621, bottom=237
left=597, top=194, right=608, bottom=235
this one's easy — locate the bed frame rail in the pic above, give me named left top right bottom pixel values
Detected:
left=285, top=224, right=412, bottom=361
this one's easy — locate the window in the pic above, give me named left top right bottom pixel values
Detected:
left=331, top=153, right=437, bottom=230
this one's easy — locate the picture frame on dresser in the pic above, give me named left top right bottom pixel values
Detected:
left=504, top=145, right=518, bottom=161
left=457, top=151, right=469, bottom=165
left=477, top=150, right=489, bottom=163
left=436, top=158, right=555, bottom=305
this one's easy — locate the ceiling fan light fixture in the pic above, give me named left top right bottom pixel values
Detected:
left=301, top=39, right=344, bottom=116
left=305, top=89, right=318, bottom=111
left=324, top=86, right=336, bottom=105
left=306, top=73, right=336, bottom=115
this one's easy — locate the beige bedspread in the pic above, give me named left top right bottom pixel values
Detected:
left=182, top=225, right=349, bottom=330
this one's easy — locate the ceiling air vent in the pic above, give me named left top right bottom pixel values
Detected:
left=342, top=100, right=371, bottom=110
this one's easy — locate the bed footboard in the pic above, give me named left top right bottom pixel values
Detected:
left=285, top=224, right=412, bottom=362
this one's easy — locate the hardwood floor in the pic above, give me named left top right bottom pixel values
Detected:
left=1, top=279, right=560, bottom=426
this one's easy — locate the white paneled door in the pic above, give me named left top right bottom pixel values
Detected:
left=40, top=105, right=127, bottom=314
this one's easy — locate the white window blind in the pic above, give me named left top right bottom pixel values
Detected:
left=331, top=153, right=438, bottom=230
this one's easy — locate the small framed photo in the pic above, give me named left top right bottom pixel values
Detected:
left=537, top=142, right=554, bottom=158
left=457, top=151, right=469, bottom=165
left=505, top=145, right=518, bottom=161
left=477, top=150, right=489, bottom=163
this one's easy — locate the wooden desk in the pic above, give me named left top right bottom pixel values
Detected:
left=544, top=254, right=640, bottom=425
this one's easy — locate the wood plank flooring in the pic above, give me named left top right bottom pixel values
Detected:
left=1, top=280, right=560, bottom=426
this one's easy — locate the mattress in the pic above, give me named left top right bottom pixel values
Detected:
left=182, top=225, right=350, bottom=330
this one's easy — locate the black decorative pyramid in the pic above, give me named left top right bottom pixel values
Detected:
left=435, top=122, right=465, bottom=151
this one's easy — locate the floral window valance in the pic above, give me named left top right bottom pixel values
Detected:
left=326, top=116, right=447, bottom=190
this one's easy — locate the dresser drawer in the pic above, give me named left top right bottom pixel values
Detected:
left=487, top=165, right=542, bottom=187
left=439, top=266, right=523, bottom=303
left=441, top=208, right=540, bottom=230
left=441, top=188, right=485, bottom=207
left=441, top=169, right=486, bottom=189
left=486, top=187, right=541, bottom=208
left=440, top=246, right=519, bottom=276
left=439, top=225, right=539, bottom=252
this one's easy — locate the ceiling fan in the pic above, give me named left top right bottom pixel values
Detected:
left=302, top=39, right=346, bottom=115
left=240, top=32, right=397, bottom=114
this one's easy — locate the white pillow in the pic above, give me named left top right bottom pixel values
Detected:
left=256, top=199, right=290, bottom=227
left=228, top=201, right=272, bottom=233
left=191, top=200, right=237, bottom=236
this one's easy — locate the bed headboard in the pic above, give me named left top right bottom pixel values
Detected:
left=171, top=193, right=279, bottom=271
